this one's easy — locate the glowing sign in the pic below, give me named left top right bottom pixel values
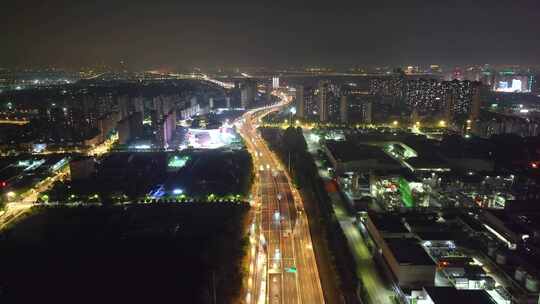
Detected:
left=168, top=155, right=190, bottom=168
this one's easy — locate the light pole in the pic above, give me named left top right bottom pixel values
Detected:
left=289, top=107, right=296, bottom=127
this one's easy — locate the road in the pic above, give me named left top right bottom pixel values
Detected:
left=239, top=103, right=324, bottom=304
left=0, top=165, right=69, bottom=229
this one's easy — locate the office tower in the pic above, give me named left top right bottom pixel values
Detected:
left=340, top=95, right=348, bottom=123
left=319, top=80, right=329, bottom=122
left=272, top=77, right=280, bottom=89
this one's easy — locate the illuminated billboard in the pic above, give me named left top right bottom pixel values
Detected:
left=494, top=75, right=531, bottom=93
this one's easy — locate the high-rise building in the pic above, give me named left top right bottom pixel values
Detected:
left=371, top=76, right=481, bottom=121
left=241, top=80, right=257, bottom=109
left=470, top=83, right=482, bottom=122
left=429, top=65, right=442, bottom=74
left=117, top=117, right=131, bottom=145
left=272, top=77, right=280, bottom=89
left=117, top=112, right=143, bottom=145
left=340, top=95, right=348, bottom=123
left=319, top=80, right=329, bottom=122
left=117, top=95, right=130, bottom=120
left=97, top=112, right=118, bottom=142
left=533, top=74, right=540, bottom=95
left=264, top=83, right=273, bottom=102
left=444, top=80, right=481, bottom=117
left=155, top=112, right=175, bottom=149
left=369, top=73, right=406, bottom=102
left=295, top=85, right=305, bottom=118
left=444, top=91, right=456, bottom=123
left=190, top=96, right=198, bottom=109
left=133, top=96, right=145, bottom=118
left=295, top=85, right=319, bottom=119
left=362, top=102, right=373, bottom=124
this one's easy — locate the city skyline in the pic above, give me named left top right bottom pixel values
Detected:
left=2, top=0, right=540, bottom=69
left=2, top=2, right=540, bottom=304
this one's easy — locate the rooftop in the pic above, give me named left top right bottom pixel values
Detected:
left=424, top=287, right=495, bottom=304
left=385, top=238, right=435, bottom=266
left=369, top=213, right=409, bottom=234
left=325, top=140, right=397, bottom=165
left=405, top=157, right=450, bottom=171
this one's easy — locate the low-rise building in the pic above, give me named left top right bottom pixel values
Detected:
left=413, top=286, right=496, bottom=304
left=323, top=140, right=402, bottom=174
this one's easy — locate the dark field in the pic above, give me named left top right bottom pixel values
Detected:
left=0, top=203, right=249, bottom=304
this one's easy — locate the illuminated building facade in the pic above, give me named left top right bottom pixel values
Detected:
left=272, top=76, right=280, bottom=89
left=319, top=80, right=329, bottom=122
left=370, top=76, right=482, bottom=120
left=295, top=85, right=317, bottom=120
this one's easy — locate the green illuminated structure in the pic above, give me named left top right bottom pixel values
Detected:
left=168, top=155, right=190, bottom=168
left=399, top=177, right=414, bottom=208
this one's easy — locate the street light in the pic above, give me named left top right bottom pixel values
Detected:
left=439, top=120, right=446, bottom=127
left=392, top=121, right=399, bottom=127
left=289, top=107, right=296, bottom=127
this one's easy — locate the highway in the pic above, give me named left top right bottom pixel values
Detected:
left=0, top=165, right=69, bottom=229
left=239, top=102, right=324, bottom=304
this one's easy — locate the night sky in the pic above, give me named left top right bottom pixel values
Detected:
left=1, top=0, right=539, bottom=69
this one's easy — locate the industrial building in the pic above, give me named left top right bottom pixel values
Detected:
left=365, top=213, right=436, bottom=288
left=323, top=140, right=402, bottom=174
